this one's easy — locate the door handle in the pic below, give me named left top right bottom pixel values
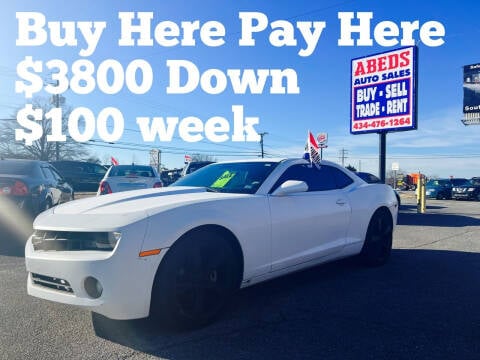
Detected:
left=336, top=199, right=346, bottom=206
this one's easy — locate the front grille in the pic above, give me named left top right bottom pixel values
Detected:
left=32, top=230, right=114, bottom=251
left=31, top=273, right=74, bottom=294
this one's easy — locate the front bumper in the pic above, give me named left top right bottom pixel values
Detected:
left=452, top=193, right=475, bottom=200
left=425, top=192, right=437, bottom=199
left=25, top=231, right=167, bottom=320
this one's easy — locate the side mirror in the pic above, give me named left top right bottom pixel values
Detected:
left=272, top=180, right=308, bottom=196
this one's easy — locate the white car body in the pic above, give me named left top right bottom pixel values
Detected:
left=25, top=158, right=398, bottom=321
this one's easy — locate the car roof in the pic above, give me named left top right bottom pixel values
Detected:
left=0, top=158, right=49, bottom=169
left=1, top=158, right=43, bottom=164
left=109, top=164, right=154, bottom=168
left=213, top=157, right=343, bottom=168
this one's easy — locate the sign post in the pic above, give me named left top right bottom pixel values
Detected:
left=392, top=162, right=400, bottom=189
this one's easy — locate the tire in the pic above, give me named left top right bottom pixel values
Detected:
left=42, top=198, right=52, bottom=212
left=359, top=208, right=393, bottom=267
left=150, top=229, right=240, bottom=330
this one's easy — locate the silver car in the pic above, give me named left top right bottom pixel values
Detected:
left=97, top=165, right=163, bottom=195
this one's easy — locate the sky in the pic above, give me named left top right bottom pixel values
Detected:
left=1, top=0, right=480, bottom=178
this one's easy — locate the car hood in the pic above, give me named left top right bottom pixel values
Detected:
left=454, top=184, right=480, bottom=189
left=33, top=186, right=248, bottom=231
left=426, top=185, right=442, bottom=190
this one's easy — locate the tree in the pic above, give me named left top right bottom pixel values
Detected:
left=0, top=97, right=89, bottom=161
left=85, top=156, right=102, bottom=164
left=191, top=154, right=217, bottom=162
left=345, top=164, right=357, bottom=172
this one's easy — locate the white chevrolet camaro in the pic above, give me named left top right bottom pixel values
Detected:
left=25, top=158, right=398, bottom=329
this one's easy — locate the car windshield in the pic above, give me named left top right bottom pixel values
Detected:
left=469, top=178, right=480, bottom=186
left=426, top=180, right=449, bottom=187
left=172, top=161, right=279, bottom=194
left=0, top=161, right=34, bottom=175
left=109, top=165, right=155, bottom=177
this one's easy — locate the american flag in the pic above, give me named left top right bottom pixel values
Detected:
left=306, top=131, right=321, bottom=165
left=111, top=157, right=119, bottom=166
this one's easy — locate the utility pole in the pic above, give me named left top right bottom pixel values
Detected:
left=149, top=149, right=161, bottom=173
left=259, top=132, right=268, bottom=158
left=53, top=93, right=60, bottom=161
left=49, top=80, right=64, bottom=161
left=339, top=148, right=349, bottom=167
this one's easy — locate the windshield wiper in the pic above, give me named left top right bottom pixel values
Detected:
left=205, top=186, right=220, bottom=193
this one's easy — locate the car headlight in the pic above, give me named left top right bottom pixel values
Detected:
left=31, top=230, right=122, bottom=251
left=468, top=188, right=475, bottom=192
left=94, top=231, right=122, bottom=250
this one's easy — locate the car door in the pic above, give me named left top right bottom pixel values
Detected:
left=268, top=164, right=352, bottom=272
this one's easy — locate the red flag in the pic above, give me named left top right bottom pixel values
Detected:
left=307, top=131, right=321, bottom=165
left=111, top=157, right=119, bottom=166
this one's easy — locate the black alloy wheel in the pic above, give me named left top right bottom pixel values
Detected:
left=359, top=208, right=393, bottom=267
left=151, top=230, right=240, bottom=330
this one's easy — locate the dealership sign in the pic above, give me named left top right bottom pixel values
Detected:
left=351, top=46, right=417, bottom=134
left=316, top=132, right=328, bottom=147
left=462, top=63, right=480, bottom=125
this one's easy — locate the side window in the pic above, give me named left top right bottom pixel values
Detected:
left=270, top=164, right=307, bottom=193
left=308, top=166, right=337, bottom=191
left=330, top=167, right=354, bottom=189
left=93, top=164, right=107, bottom=175
left=49, top=166, right=64, bottom=182
left=41, top=166, right=56, bottom=181
left=270, top=164, right=337, bottom=193
left=79, top=164, right=89, bottom=173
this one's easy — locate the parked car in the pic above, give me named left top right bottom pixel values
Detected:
left=354, top=171, right=401, bottom=206
left=181, top=161, right=215, bottom=177
left=0, top=159, right=73, bottom=216
left=26, top=158, right=397, bottom=330
left=425, top=178, right=468, bottom=199
left=160, top=168, right=182, bottom=186
left=50, top=161, right=108, bottom=192
left=97, top=164, right=163, bottom=195
left=452, top=177, right=480, bottom=201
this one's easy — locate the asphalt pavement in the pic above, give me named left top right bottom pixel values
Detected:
left=0, top=195, right=479, bottom=360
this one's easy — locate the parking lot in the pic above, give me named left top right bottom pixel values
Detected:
left=1, top=195, right=479, bottom=360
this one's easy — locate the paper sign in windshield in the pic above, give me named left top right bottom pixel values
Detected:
left=211, top=171, right=236, bottom=188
